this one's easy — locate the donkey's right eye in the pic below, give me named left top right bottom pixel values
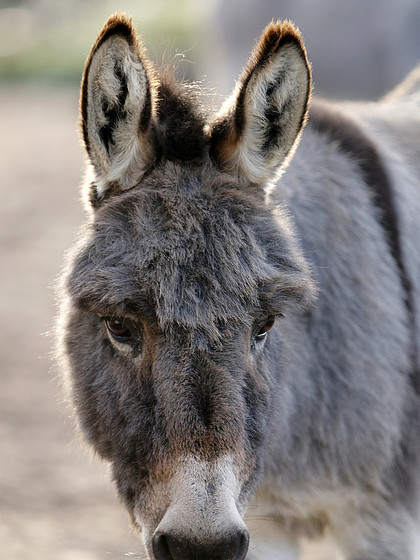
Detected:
left=104, top=317, right=133, bottom=342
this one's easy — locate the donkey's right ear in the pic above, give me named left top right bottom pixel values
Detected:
left=80, top=13, right=156, bottom=206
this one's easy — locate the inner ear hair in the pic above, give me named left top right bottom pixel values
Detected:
left=209, top=21, right=311, bottom=186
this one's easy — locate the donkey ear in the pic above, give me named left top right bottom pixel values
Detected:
left=209, top=21, right=311, bottom=186
left=80, top=13, right=155, bottom=204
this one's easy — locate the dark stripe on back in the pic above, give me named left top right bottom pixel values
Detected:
left=309, top=100, right=420, bottom=394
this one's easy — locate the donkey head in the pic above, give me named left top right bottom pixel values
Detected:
left=59, top=14, right=315, bottom=560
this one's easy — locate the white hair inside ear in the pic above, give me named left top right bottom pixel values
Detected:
left=209, top=21, right=311, bottom=187
left=80, top=15, right=156, bottom=199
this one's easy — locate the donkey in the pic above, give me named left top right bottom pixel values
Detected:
left=57, top=13, right=420, bottom=560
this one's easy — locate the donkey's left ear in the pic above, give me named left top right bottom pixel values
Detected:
left=209, top=21, right=311, bottom=186
left=80, top=13, right=156, bottom=204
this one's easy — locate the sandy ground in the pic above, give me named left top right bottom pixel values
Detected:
left=0, top=85, right=341, bottom=560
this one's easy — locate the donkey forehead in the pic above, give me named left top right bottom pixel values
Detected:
left=73, top=170, right=287, bottom=332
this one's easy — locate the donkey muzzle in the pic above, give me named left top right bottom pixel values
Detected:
left=146, top=455, right=250, bottom=560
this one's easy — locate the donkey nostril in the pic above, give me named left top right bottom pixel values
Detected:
left=152, top=533, right=174, bottom=560
left=153, top=529, right=249, bottom=560
left=161, top=534, right=187, bottom=560
left=236, top=530, right=250, bottom=560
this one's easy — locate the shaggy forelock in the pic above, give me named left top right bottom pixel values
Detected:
left=153, top=75, right=210, bottom=164
left=67, top=163, right=313, bottom=347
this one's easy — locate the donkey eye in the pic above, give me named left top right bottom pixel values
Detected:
left=254, top=317, right=275, bottom=342
left=104, top=317, right=133, bottom=341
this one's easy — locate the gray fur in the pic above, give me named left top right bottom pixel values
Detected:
left=57, top=14, right=420, bottom=560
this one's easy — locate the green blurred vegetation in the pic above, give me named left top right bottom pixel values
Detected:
left=0, top=0, right=204, bottom=83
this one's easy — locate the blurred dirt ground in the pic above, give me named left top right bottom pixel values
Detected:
left=0, top=85, right=341, bottom=560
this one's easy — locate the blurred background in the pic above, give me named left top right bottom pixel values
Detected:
left=1, top=0, right=419, bottom=559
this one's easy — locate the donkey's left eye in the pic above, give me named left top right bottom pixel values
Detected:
left=254, top=317, right=275, bottom=341
left=105, top=317, right=133, bottom=341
